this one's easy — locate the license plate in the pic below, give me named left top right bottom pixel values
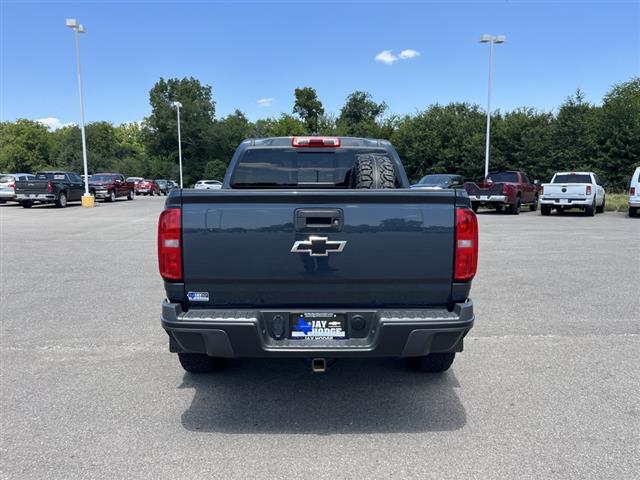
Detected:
left=29, top=194, right=36, bottom=198
left=560, top=199, right=568, bottom=204
left=290, top=313, right=346, bottom=339
left=480, top=195, right=488, bottom=201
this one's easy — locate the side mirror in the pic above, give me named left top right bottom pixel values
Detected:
left=534, top=180, right=540, bottom=185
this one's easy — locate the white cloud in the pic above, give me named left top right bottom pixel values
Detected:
left=375, top=49, right=421, bottom=65
left=257, top=97, right=274, bottom=107
left=399, top=49, right=421, bottom=60
left=36, top=117, right=74, bottom=131
left=375, top=50, right=398, bottom=65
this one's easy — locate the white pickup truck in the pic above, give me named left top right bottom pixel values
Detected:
left=539, top=172, right=606, bottom=216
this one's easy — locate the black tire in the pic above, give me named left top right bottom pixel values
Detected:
left=127, top=189, right=134, bottom=200
left=352, top=153, right=396, bottom=189
left=596, top=196, right=605, bottom=214
left=408, top=353, right=455, bottom=373
left=509, top=196, right=521, bottom=215
left=629, top=207, right=638, bottom=218
left=54, top=191, right=67, bottom=208
left=178, top=353, right=225, bottom=373
left=108, top=189, right=116, bottom=203
left=541, top=204, right=551, bottom=216
left=21, top=201, right=33, bottom=209
left=529, top=195, right=539, bottom=212
left=471, top=203, right=479, bottom=213
left=585, top=199, right=595, bottom=216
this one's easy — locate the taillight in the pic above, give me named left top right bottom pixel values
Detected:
left=8, top=182, right=15, bottom=190
left=47, top=181, right=53, bottom=193
left=292, top=136, right=340, bottom=147
left=158, top=208, right=182, bottom=281
left=454, top=208, right=478, bottom=282
left=586, top=185, right=592, bottom=195
left=540, top=185, right=544, bottom=195
left=502, top=184, right=508, bottom=194
left=631, top=187, right=636, bottom=195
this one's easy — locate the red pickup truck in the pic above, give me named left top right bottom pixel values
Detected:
left=89, top=173, right=135, bottom=202
left=464, top=171, right=539, bottom=214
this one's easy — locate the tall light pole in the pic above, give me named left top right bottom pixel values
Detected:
left=479, top=34, right=506, bottom=180
left=171, top=101, right=183, bottom=188
left=66, top=18, right=93, bottom=206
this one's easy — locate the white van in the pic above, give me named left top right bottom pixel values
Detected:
left=629, top=166, right=640, bottom=217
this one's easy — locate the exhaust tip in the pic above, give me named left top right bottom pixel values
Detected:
left=311, top=358, right=327, bottom=373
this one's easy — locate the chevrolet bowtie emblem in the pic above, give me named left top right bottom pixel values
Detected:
left=291, top=236, right=347, bottom=256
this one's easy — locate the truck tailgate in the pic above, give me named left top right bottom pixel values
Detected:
left=15, top=180, right=50, bottom=195
left=542, top=184, right=590, bottom=198
left=179, top=190, right=457, bottom=308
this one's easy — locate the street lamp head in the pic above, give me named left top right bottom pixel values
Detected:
left=171, top=101, right=182, bottom=108
left=77, top=24, right=86, bottom=33
left=479, top=34, right=493, bottom=43
left=66, top=18, right=78, bottom=28
left=494, top=35, right=506, bottom=44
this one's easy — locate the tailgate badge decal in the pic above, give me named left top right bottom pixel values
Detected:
left=291, top=236, right=346, bottom=257
left=187, top=291, right=210, bottom=302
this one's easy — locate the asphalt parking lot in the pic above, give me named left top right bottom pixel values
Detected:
left=1, top=196, right=638, bottom=479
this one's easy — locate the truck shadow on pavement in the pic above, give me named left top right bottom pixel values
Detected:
left=179, top=357, right=466, bottom=434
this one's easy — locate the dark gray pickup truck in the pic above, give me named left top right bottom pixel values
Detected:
left=159, top=136, right=478, bottom=374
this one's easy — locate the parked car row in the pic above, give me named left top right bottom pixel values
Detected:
left=0, top=170, right=180, bottom=208
left=413, top=168, right=639, bottom=218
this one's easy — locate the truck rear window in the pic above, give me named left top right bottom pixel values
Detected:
left=487, top=172, right=518, bottom=183
left=231, top=149, right=383, bottom=188
left=35, top=173, right=66, bottom=180
left=553, top=174, right=592, bottom=184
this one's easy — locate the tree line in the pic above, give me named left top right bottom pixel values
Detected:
left=1, top=76, right=638, bottom=190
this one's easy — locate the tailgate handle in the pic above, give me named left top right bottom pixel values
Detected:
left=295, top=209, right=343, bottom=231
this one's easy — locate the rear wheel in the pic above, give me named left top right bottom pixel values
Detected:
left=585, top=199, right=596, bottom=216
left=509, top=196, right=521, bottom=215
left=178, top=353, right=225, bottom=373
left=353, top=153, right=396, bottom=189
left=127, top=189, right=134, bottom=200
left=408, top=353, right=455, bottom=373
left=529, top=195, right=539, bottom=212
left=54, top=192, right=67, bottom=208
left=596, top=196, right=605, bottom=213
left=629, top=207, right=638, bottom=218
left=541, top=204, right=551, bottom=216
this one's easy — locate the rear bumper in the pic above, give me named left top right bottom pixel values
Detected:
left=15, top=193, right=55, bottom=201
left=0, top=191, right=16, bottom=200
left=469, top=195, right=508, bottom=204
left=540, top=196, right=591, bottom=207
left=161, top=300, right=475, bottom=358
left=629, top=197, right=640, bottom=208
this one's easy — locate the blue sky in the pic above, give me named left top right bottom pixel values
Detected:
left=1, top=1, right=639, bottom=128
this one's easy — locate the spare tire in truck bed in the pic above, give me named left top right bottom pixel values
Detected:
left=353, top=153, right=396, bottom=189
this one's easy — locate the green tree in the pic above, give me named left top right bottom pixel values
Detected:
left=596, top=77, right=640, bottom=190
left=0, top=119, right=52, bottom=172
left=203, top=160, right=228, bottom=181
left=391, top=103, right=485, bottom=182
left=337, top=91, right=387, bottom=137
left=549, top=89, right=599, bottom=176
left=293, top=87, right=324, bottom=133
left=143, top=77, right=216, bottom=185
left=254, top=114, right=308, bottom=137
